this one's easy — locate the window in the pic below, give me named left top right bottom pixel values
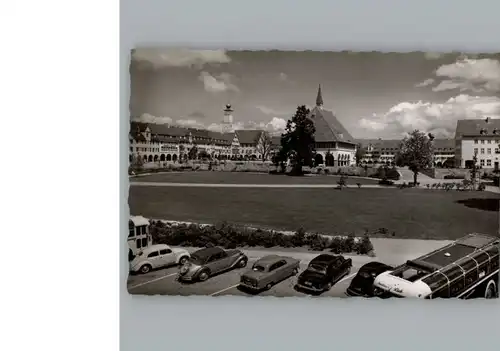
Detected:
left=481, top=140, right=485, bottom=144
left=269, top=260, right=286, bottom=271
left=480, top=159, right=485, bottom=166
left=474, top=148, right=478, bottom=154
left=159, top=248, right=172, bottom=255
left=487, top=148, right=491, bottom=154
left=129, top=227, right=135, bottom=238
left=488, top=140, right=492, bottom=144
left=147, top=251, right=159, bottom=258
left=487, top=160, right=492, bottom=166
left=481, top=148, right=485, bottom=154
left=474, top=139, right=478, bottom=144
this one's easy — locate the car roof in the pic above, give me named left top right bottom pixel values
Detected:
left=360, top=261, right=392, bottom=271
left=192, top=246, right=224, bottom=258
left=254, top=255, right=287, bottom=267
left=309, top=254, right=339, bottom=265
left=141, top=244, right=169, bottom=254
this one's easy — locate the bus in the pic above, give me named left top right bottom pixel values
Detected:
left=373, top=233, right=499, bottom=299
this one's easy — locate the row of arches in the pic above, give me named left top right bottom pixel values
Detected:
left=129, top=153, right=262, bottom=163
left=314, top=153, right=351, bottom=167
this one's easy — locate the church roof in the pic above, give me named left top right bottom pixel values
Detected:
left=308, top=106, right=355, bottom=144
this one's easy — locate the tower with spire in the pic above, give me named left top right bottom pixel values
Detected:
left=316, top=84, right=324, bottom=108
left=221, top=103, right=235, bottom=132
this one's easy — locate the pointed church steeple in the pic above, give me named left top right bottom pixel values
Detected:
left=316, top=84, right=324, bottom=107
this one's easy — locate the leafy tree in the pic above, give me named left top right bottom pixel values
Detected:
left=278, top=105, right=316, bottom=175
left=395, top=130, right=434, bottom=185
left=132, top=152, right=144, bottom=168
left=256, top=132, right=274, bottom=161
left=355, top=144, right=366, bottom=166
left=198, top=150, right=210, bottom=160
left=178, top=145, right=185, bottom=163
left=188, top=145, right=198, bottom=160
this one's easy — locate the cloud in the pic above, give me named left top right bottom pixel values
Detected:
left=433, top=58, right=500, bottom=93
left=175, top=119, right=206, bottom=129
left=279, top=72, right=288, bottom=81
left=255, top=105, right=289, bottom=116
left=132, top=113, right=173, bottom=125
left=131, top=48, right=231, bottom=69
left=188, top=111, right=206, bottom=119
left=415, top=78, right=435, bottom=88
left=424, top=52, right=445, bottom=60
left=198, top=71, right=239, bottom=93
left=358, top=94, right=500, bottom=138
left=206, top=117, right=287, bottom=135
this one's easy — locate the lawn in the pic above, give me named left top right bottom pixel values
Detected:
left=128, top=186, right=499, bottom=240
left=130, top=172, right=380, bottom=185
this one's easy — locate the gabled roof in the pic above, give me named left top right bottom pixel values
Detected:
left=130, top=122, right=149, bottom=133
left=357, top=139, right=401, bottom=150
left=222, top=132, right=236, bottom=142
left=456, top=118, right=500, bottom=138
left=308, top=106, right=355, bottom=144
left=235, top=130, right=263, bottom=144
left=148, top=124, right=187, bottom=137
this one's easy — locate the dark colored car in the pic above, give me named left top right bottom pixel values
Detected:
left=178, top=246, right=248, bottom=282
left=346, top=261, right=393, bottom=297
left=239, top=255, right=300, bottom=292
left=295, top=254, right=352, bottom=294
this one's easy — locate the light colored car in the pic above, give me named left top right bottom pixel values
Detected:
left=239, top=255, right=300, bottom=291
left=178, top=246, right=248, bottom=282
left=130, top=244, right=190, bottom=274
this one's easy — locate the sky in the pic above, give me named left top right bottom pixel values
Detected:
left=129, top=49, right=500, bottom=139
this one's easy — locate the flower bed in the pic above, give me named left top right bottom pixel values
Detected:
left=149, top=220, right=375, bottom=255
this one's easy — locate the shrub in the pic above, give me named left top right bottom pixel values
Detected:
left=444, top=174, right=465, bottom=180
left=356, top=182, right=362, bottom=188
left=478, top=183, right=486, bottom=191
left=149, top=221, right=374, bottom=255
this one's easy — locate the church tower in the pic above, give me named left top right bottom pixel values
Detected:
left=316, top=84, right=324, bottom=108
left=221, top=103, right=235, bottom=132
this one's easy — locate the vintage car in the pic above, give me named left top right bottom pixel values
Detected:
left=239, top=255, right=300, bottom=291
left=129, top=244, right=190, bottom=274
left=177, top=246, right=248, bottom=282
left=295, top=254, right=352, bottom=293
left=345, top=261, right=393, bottom=297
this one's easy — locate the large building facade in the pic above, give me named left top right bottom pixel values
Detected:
left=309, top=85, right=357, bottom=167
left=129, top=105, right=272, bottom=163
left=455, top=117, right=500, bottom=170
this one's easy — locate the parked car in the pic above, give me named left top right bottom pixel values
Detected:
left=295, top=254, right=352, bottom=294
left=130, top=244, right=190, bottom=274
left=345, top=262, right=393, bottom=297
left=178, top=246, right=248, bottom=282
left=239, top=255, right=300, bottom=292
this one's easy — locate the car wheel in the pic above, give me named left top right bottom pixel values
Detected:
left=238, top=258, right=248, bottom=268
left=178, top=256, right=189, bottom=266
left=265, top=283, right=273, bottom=290
left=325, top=282, right=333, bottom=291
left=198, top=270, right=210, bottom=282
left=485, top=281, right=497, bottom=299
left=140, top=264, right=152, bottom=274
left=292, top=268, right=299, bottom=275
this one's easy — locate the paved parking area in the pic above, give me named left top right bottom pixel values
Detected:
left=126, top=246, right=409, bottom=297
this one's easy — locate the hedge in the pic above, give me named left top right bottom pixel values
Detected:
left=149, top=221, right=375, bottom=255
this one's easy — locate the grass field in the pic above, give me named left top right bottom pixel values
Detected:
left=130, top=172, right=380, bottom=185
left=128, top=186, right=499, bottom=240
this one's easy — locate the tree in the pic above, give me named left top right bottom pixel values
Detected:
left=355, top=144, right=365, bottom=166
left=178, top=145, right=185, bottom=163
left=188, top=145, right=198, bottom=160
left=278, top=105, right=316, bottom=175
left=256, top=132, right=274, bottom=161
left=396, top=130, right=434, bottom=185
